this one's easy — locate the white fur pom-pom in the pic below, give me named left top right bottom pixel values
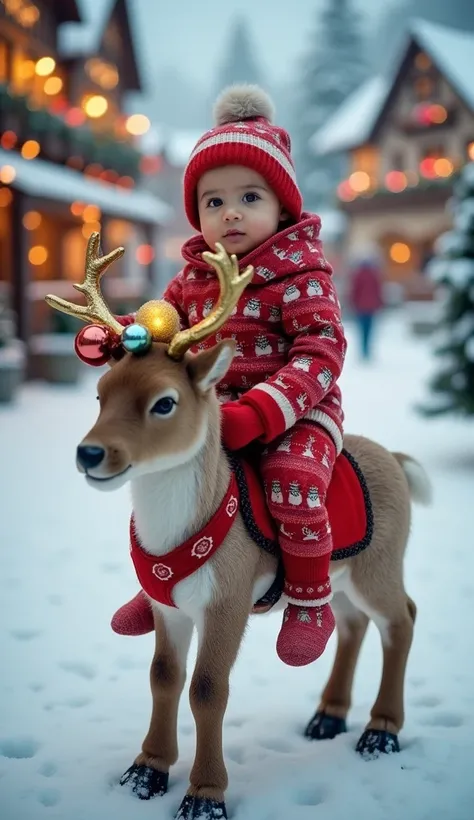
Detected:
left=213, top=84, right=275, bottom=126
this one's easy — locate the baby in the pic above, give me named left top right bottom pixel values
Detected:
left=112, top=85, right=347, bottom=667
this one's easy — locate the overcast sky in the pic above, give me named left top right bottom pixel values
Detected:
left=131, top=0, right=388, bottom=86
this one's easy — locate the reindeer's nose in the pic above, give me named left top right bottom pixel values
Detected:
left=77, top=444, right=105, bottom=470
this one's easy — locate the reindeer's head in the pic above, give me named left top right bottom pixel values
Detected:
left=45, top=233, right=253, bottom=491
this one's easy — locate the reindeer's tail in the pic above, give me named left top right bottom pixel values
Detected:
left=392, top=452, right=432, bottom=506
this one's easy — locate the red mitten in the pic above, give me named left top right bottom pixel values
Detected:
left=221, top=402, right=265, bottom=450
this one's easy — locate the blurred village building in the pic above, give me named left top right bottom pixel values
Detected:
left=312, top=18, right=474, bottom=301
left=0, top=0, right=170, bottom=351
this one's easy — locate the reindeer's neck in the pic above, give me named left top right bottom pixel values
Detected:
left=130, top=407, right=229, bottom=557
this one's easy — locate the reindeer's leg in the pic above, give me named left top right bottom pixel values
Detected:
left=175, top=597, right=251, bottom=820
left=352, top=586, right=416, bottom=758
left=121, top=606, right=193, bottom=799
left=305, top=591, right=369, bottom=740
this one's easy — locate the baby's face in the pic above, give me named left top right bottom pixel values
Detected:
left=197, top=165, right=286, bottom=257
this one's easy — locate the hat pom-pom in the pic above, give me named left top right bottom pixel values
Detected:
left=213, top=84, right=275, bottom=126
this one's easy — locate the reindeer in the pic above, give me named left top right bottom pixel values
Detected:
left=46, top=234, right=431, bottom=820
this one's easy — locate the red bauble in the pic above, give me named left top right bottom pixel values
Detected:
left=74, top=324, right=113, bottom=367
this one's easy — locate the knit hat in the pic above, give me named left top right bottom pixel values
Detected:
left=183, top=84, right=303, bottom=230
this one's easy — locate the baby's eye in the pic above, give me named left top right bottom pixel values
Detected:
left=243, top=192, right=260, bottom=204
left=207, top=197, right=223, bottom=208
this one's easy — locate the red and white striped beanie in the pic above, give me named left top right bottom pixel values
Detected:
left=183, top=84, right=303, bottom=230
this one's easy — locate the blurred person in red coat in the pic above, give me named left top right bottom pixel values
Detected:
left=347, top=257, right=384, bottom=360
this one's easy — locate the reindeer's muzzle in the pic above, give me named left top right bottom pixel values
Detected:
left=76, top=444, right=105, bottom=470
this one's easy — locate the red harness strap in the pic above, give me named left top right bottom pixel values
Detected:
left=129, top=472, right=239, bottom=607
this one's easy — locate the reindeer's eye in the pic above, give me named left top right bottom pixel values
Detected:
left=150, top=396, right=177, bottom=416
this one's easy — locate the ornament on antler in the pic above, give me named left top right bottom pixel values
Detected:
left=45, top=234, right=253, bottom=366
left=135, top=300, right=181, bottom=342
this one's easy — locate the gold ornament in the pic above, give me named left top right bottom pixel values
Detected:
left=135, top=300, right=181, bottom=343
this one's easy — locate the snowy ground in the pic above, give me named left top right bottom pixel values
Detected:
left=1, top=313, right=473, bottom=820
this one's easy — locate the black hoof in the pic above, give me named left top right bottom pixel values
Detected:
left=304, top=710, right=347, bottom=740
left=356, top=729, right=400, bottom=759
left=119, top=762, right=169, bottom=799
left=175, top=794, right=228, bottom=819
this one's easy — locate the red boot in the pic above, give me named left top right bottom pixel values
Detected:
left=276, top=602, right=335, bottom=667
left=111, top=591, right=154, bottom=635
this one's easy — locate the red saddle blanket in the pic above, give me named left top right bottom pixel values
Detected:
left=239, top=448, right=371, bottom=558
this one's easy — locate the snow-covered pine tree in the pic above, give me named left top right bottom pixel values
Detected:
left=294, top=0, right=369, bottom=211
left=419, top=162, right=474, bottom=417
left=215, top=17, right=264, bottom=96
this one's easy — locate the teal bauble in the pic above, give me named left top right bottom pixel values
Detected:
left=121, top=323, right=152, bottom=355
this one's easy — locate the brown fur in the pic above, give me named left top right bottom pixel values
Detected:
left=78, top=341, right=430, bottom=809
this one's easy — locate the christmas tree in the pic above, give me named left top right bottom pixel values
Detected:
left=215, top=17, right=264, bottom=96
left=293, top=0, right=369, bottom=211
left=419, top=162, right=474, bottom=417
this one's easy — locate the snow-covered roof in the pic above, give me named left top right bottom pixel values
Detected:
left=311, top=76, right=388, bottom=156
left=312, top=18, right=474, bottom=157
left=0, top=149, right=171, bottom=225
left=58, top=0, right=114, bottom=57
left=410, top=18, right=474, bottom=111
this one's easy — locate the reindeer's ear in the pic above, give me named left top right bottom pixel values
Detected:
left=187, top=340, right=235, bottom=394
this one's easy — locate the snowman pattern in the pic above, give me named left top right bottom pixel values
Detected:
left=304, top=225, right=315, bottom=239
left=293, top=356, right=312, bottom=372
left=288, top=481, right=303, bottom=506
left=256, top=266, right=276, bottom=282
left=288, top=250, right=304, bottom=266
left=255, top=335, right=272, bottom=356
left=307, top=279, right=323, bottom=297
left=287, top=231, right=300, bottom=241
left=307, top=486, right=321, bottom=508
left=187, top=269, right=197, bottom=280
left=188, top=301, right=198, bottom=323
left=271, top=480, right=283, bottom=504
left=202, top=298, right=214, bottom=318
left=283, top=283, right=301, bottom=303
left=317, top=366, right=333, bottom=388
left=243, top=298, right=261, bottom=318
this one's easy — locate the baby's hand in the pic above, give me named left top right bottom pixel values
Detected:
left=221, top=402, right=264, bottom=450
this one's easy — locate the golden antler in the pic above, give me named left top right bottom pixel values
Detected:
left=45, top=232, right=125, bottom=336
left=167, top=242, right=253, bottom=360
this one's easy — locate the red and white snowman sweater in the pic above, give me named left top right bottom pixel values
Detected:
left=166, top=214, right=346, bottom=453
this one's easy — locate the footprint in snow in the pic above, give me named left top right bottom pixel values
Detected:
left=59, top=660, right=97, bottom=680
left=419, top=711, right=464, bottom=728
left=0, top=736, right=40, bottom=759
